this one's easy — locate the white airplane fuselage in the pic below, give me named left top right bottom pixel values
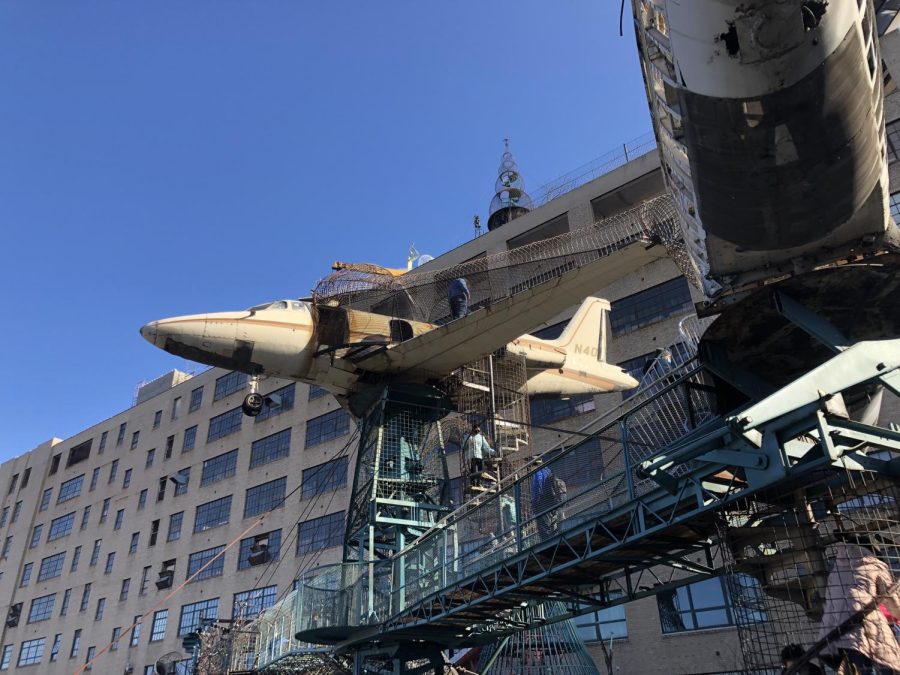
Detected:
left=140, top=298, right=638, bottom=406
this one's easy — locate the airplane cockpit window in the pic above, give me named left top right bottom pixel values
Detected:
left=290, top=301, right=306, bottom=311
left=247, top=300, right=289, bottom=311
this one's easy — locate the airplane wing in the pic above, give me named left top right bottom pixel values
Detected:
left=349, top=240, right=671, bottom=379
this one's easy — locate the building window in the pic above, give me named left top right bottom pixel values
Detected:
left=149, top=520, right=160, bottom=546
left=146, top=448, right=156, bottom=468
left=232, top=586, right=277, bottom=621
left=95, top=598, right=105, bottom=621
left=888, top=118, right=900, bottom=163
left=0, top=645, right=9, bottom=670
left=173, top=467, right=190, bottom=495
left=130, top=532, right=140, bottom=554
left=114, top=509, right=125, bottom=530
left=201, top=449, right=238, bottom=486
left=244, top=477, right=287, bottom=517
left=308, top=384, right=328, bottom=400
left=11, top=501, right=21, bottom=523
left=574, top=598, right=627, bottom=642
left=84, top=645, right=95, bottom=668
left=130, top=617, right=141, bottom=646
left=194, top=496, right=232, bottom=532
left=35, top=522, right=60, bottom=564
left=119, top=578, right=130, bottom=601
left=530, top=394, right=596, bottom=425
left=123, top=468, right=133, bottom=489
left=99, top=431, right=108, bottom=452
left=79, top=584, right=92, bottom=612
left=20, top=468, right=30, bottom=489
left=138, top=489, right=148, bottom=510
left=130, top=430, right=140, bottom=450
left=71, top=546, right=81, bottom=572
left=165, top=435, right=175, bottom=459
left=250, top=428, right=291, bottom=468
left=104, top=552, right=116, bottom=574
left=150, top=609, right=168, bottom=642
left=139, top=566, right=151, bottom=595
left=237, top=529, right=281, bottom=570
left=178, top=598, right=220, bottom=636
left=80, top=506, right=91, bottom=530
left=255, top=383, right=296, bottom=422
left=27, top=594, right=56, bottom=623
left=189, top=386, right=204, bottom=412
left=0, top=507, right=7, bottom=528
left=1, top=537, right=11, bottom=558
left=60, top=589, right=71, bottom=616
left=108, top=459, right=119, bottom=483
left=67, top=439, right=92, bottom=467
left=29, top=524, right=43, bottom=548
left=71, top=629, right=82, bottom=658
left=116, top=423, right=127, bottom=446
left=183, top=426, right=198, bottom=451
left=609, top=277, right=693, bottom=335
left=157, top=478, right=167, bottom=502
left=187, top=546, right=226, bottom=581
left=297, top=511, right=344, bottom=555
left=90, top=539, right=102, bottom=566
left=172, top=396, right=182, bottom=420
left=891, top=192, right=900, bottom=221
left=49, top=634, right=61, bottom=662
left=305, top=409, right=350, bottom=448
left=49, top=453, right=61, bottom=474
left=6, top=474, right=17, bottom=495
left=90, top=467, right=100, bottom=491
left=17, top=638, right=45, bottom=667
left=301, top=458, right=348, bottom=499
left=111, top=627, right=121, bottom=651
left=20, top=562, right=32, bottom=587
left=153, top=410, right=162, bottom=429
left=38, top=552, right=66, bottom=581
left=167, top=512, right=184, bottom=542
left=214, top=371, right=248, bottom=401
left=100, top=498, right=110, bottom=524
left=207, top=408, right=243, bottom=443
left=57, top=474, right=85, bottom=504
left=39, top=488, right=52, bottom=511
left=656, top=576, right=759, bottom=633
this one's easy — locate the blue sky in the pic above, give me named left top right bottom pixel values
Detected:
left=0, top=2, right=652, bottom=458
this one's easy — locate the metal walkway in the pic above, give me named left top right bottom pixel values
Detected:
left=238, top=336, right=900, bottom=670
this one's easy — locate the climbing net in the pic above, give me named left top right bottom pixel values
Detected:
left=312, top=195, right=695, bottom=324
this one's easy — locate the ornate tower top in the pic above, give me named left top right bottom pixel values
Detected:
left=487, top=138, right=533, bottom=231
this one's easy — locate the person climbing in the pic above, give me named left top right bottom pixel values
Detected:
left=816, top=536, right=900, bottom=675
left=448, top=277, right=470, bottom=320
left=466, top=424, right=494, bottom=489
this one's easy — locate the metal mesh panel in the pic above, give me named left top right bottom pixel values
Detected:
left=722, top=472, right=900, bottom=673
left=312, top=195, right=696, bottom=323
left=478, top=602, right=600, bottom=675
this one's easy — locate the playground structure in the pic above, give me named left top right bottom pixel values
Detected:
left=217, top=251, right=900, bottom=673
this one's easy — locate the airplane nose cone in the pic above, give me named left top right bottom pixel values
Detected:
left=140, top=321, right=159, bottom=346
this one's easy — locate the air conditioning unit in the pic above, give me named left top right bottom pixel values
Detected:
left=248, top=542, right=270, bottom=566
left=155, top=569, right=174, bottom=590
left=5, top=603, right=21, bottom=628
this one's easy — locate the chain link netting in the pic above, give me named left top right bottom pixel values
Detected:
left=312, top=195, right=696, bottom=325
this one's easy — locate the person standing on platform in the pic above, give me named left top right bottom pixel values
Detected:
left=466, top=424, right=494, bottom=488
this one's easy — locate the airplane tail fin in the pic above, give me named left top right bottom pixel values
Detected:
left=546, top=297, right=610, bottom=364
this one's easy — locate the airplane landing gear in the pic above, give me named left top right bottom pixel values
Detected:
left=242, top=392, right=264, bottom=417
left=242, top=374, right=264, bottom=417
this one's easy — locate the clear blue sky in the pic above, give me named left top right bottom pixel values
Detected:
left=0, top=1, right=652, bottom=458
